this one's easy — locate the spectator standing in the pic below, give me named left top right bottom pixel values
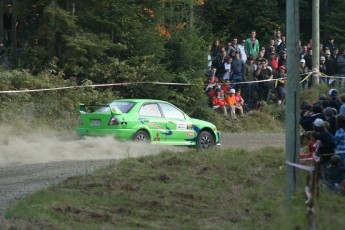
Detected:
left=244, top=30, right=260, bottom=58
left=319, top=56, right=327, bottom=84
left=278, top=50, right=287, bottom=67
left=212, top=50, right=228, bottom=79
left=274, top=30, right=282, bottom=47
left=300, top=59, right=310, bottom=89
left=324, top=36, right=337, bottom=55
left=211, top=39, right=221, bottom=59
left=276, top=66, right=287, bottom=106
left=242, top=56, right=256, bottom=111
left=300, top=46, right=308, bottom=60
left=325, top=50, right=337, bottom=77
left=225, top=41, right=232, bottom=57
left=304, top=49, right=313, bottom=71
left=277, top=36, right=287, bottom=56
left=336, top=49, right=345, bottom=93
left=231, top=51, right=244, bottom=90
left=238, top=39, right=247, bottom=63
left=255, top=59, right=273, bottom=102
left=229, top=38, right=240, bottom=58
left=222, top=57, right=233, bottom=81
left=265, top=39, right=276, bottom=58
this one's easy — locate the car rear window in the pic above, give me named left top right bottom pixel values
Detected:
left=96, top=101, right=136, bottom=113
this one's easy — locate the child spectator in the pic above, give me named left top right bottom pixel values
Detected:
left=212, top=91, right=228, bottom=118
left=325, top=155, right=345, bottom=192
left=235, top=88, right=245, bottom=112
left=300, top=130, right=318, bottom=164
left=276, top=65, right=287, bottom=106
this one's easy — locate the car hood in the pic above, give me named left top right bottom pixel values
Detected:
left=190, top=118, right=216, bottom=129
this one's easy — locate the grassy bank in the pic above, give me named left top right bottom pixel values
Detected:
left=4, top=147, right=345, bottom=229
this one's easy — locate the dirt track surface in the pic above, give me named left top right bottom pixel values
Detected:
left=0, top=132, right=285, bottom=216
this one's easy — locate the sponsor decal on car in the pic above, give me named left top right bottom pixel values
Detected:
left=153, top=132, right=161, bottom=141
left=148, top=122, right=162, bottom=129
left=176, top=122, right=187, bottom=130
left=186, top=131, right=194, bottom=136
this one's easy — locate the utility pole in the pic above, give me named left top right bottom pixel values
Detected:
left=312, top=0, right=320, bottom=85
left=286, top=0, right=300, bottom=204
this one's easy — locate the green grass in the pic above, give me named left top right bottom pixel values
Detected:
left=4, top=147, right=345, bottom=229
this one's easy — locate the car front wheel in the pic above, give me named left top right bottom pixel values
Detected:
left=133, top=130, right=150, bottom=142
left=196, top=131, right=215, bottom=149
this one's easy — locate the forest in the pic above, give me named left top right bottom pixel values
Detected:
left=0, top=0, right=344, bottom=128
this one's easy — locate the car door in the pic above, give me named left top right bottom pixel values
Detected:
left=138, top=102, right=167, bottom=143
left=158, top=102, right=195, bottom=143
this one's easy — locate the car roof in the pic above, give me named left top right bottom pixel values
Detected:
left=112, top=99, right=168, bottom=103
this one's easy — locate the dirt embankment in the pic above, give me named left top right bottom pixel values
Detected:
left=0, top=131, right=285, bottom=216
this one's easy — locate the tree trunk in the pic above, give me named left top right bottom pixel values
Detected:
left=11, top=0, right=17, bottom=66
left=0, top=0, right=3, bottom=44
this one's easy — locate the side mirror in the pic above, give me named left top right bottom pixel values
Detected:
left=109, top=104, right=122, bottom=115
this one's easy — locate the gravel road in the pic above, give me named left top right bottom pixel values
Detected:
left=0, top=132, right=285, bottom=216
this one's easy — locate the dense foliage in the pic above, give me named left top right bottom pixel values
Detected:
left=1, top=0, right=344, bottom=128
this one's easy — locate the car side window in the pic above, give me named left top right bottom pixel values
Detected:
left=139, top=103, right=162, bottom=117
left=159, top=103, right=185, bottom=119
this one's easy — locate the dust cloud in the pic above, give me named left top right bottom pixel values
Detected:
left=0, top=126, right=185, bottom=164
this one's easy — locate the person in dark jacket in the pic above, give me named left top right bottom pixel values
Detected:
left=328, top=88, right=342, bottom=112
left=324, top=107, right=337, bottom=136
left=313, top=118, right=335, bottom=165
left=300, top=105, right=325, bottom=131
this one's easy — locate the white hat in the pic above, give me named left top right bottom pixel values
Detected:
left=313, top=118, right=324, bottom=127
left=329, top=88, right=337, bottom=96
left=229, top=89, right=235, bottom=94
left=320, top=56, right=325, bottom=61
left=300, top=59, right=306, bottom=63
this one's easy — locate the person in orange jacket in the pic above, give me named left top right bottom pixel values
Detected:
left=224, top=89, right=244, bottom=120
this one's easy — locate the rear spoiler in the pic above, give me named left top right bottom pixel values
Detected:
left=79, top=104, right=122, bottom=115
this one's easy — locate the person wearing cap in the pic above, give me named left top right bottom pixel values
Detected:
left=328, top=88, right=342, bottom=112
left=319, top=56, right=327, bottom=84
left=337, top=49, right=345, bottom=93
left=224, top=88, right=243, bottom=120
left=300, top=59, right=309, bottom=89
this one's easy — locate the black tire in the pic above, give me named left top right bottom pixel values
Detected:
left=133, top=130, right=150, bottom=142
left=196, top=131, right=215, bottom=150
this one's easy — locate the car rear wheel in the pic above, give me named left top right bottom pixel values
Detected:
left=196, top=131, right=215, bottom=149
left=133, top=130, right=150, bottom=142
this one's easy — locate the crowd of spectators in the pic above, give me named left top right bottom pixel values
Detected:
left=299, top=88, right=345, bottom=194
left=205, top=29, right=345, bottom=120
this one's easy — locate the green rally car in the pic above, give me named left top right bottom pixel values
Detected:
left=76, top=99, right=221, bottom=149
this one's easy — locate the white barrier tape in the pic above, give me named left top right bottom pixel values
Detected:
left=286, top=161, right=315, bottom=172
left=0, top=82, right=196, bottom=94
